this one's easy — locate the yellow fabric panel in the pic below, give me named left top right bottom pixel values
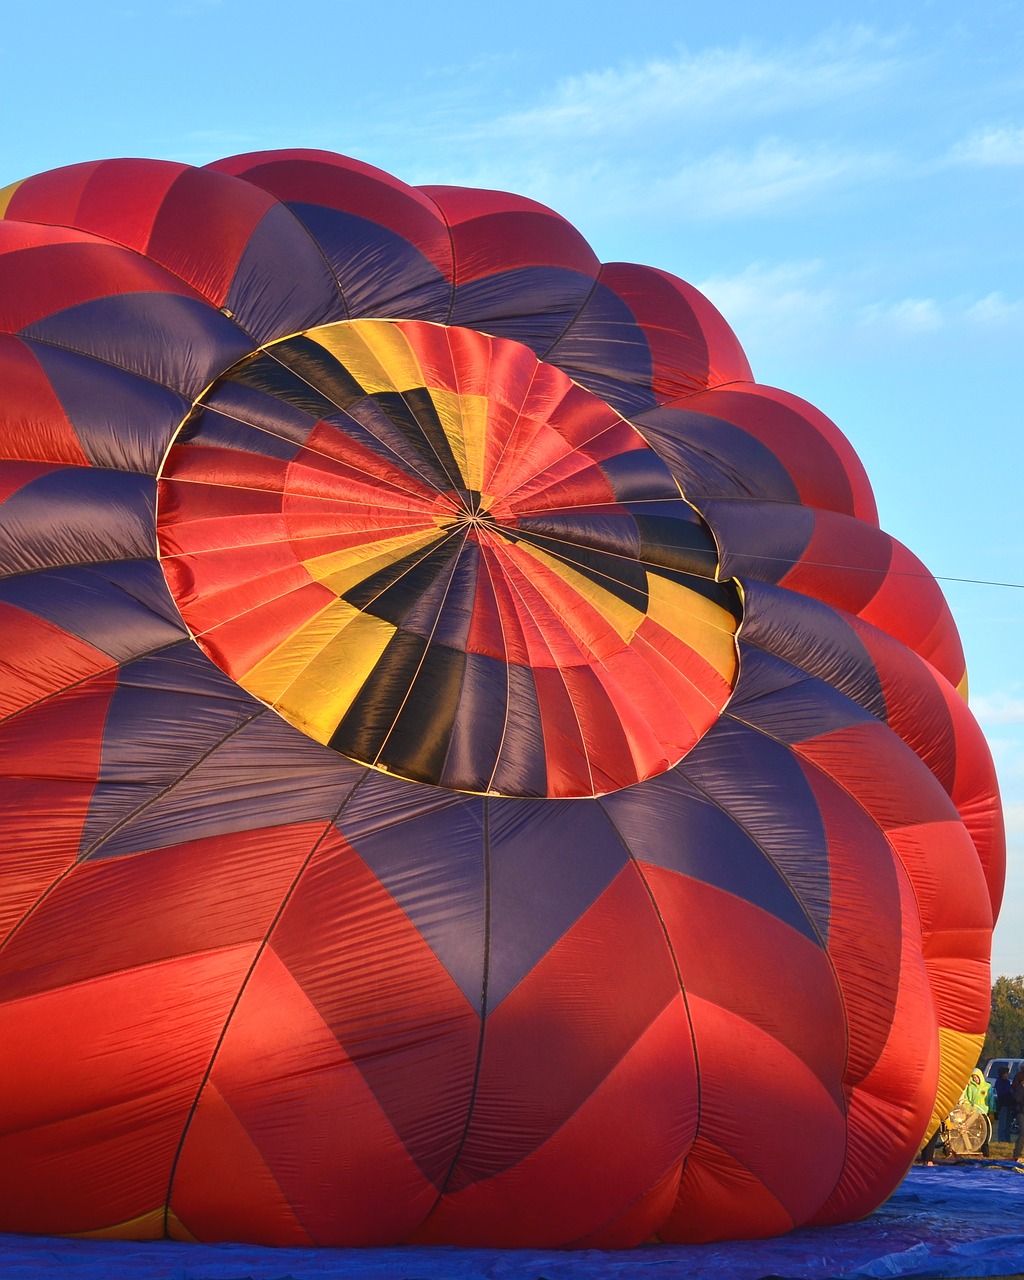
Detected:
left=70, top=1206, right=169, bottom=1241
left=243, top=598, right=366, bottom=702
left=0, top=180, right=22, bottom=219
left=924, top=1027, right=985, bottom=1142
left=646, top=574, right=738, bottom=681
left=515, top=541, right=644, bottom=645
left=304, top=527, right=447, bottom=596
left=429, top=387, right=488, bottom=492
left=310, top=321, right=423, bottom=396
left=957, top=669, right=970, bottom=700
left=274, top=609, right=396, bottom=744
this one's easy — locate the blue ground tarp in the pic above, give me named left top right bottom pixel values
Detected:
left=3, top=1163, right=1024, bottom=1279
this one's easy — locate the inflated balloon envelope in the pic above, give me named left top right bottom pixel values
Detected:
left=0, top=151, right=1004, bottom=1247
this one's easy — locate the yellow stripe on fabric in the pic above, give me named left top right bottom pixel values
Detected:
left=428, top=387, right=480, bottom=492
left=309, top=320, right=424, bottom=395
left=0, top=180, right=23, bottom=219
left=276, top=611, right=395, bottom=743
left=646, top=574, right=738, bottom=680
left=958, top=669, right=970, bottom=700
left=245, top=598, right=394, bottom=741
left=515, top=542, right=644, bottom=644
left=924, top=1027, right=985, bottom=1145
left=303, top=527, right=446, bottom=596
left=70, top=1206, right=170, bottom=1241
left=430, top=388, right=488, bottom=493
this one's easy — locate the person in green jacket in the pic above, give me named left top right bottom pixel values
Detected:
left=961, top=1068, right=994, bottom=1156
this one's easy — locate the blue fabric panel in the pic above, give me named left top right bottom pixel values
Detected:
left=601, top=770, right=820, bottom=943
left=190, top=380, right=318, bottom=454
left=700, top=498, right=816, bottom=583
left=632, top=406, right=802, bottom=505
left=22, top=294, right=253, bottom=399
left=439, top=651, right=509, bottom=794
left=0, top=560, right=186, bottom=661
left=24, top=340, right=190, bottom=476
left=674, top=717, right=832, bottom=941
left=0, top=469, right=155, bottom=577
left=225, top=202, right=346, bottom=344
left=88, top=690, right=362, bottom=860
left=337, top=772, right=487, bottom=1011
left=4, top=1166, right=1024, bottom=1278
left=543, top=280, right=656, bottom=418
left=183, top=406, right=305, bottom=462
left=488, top=662, right=548, bottom=798
left=411, top=539, right=478, bottom=649
left=80, top=641, right=265, bottom=857
left=600, top=448, right=679, bottom=501
left=729, top=644, right=876, bottom=744
left=448, top=267, right=598, bottom=357
left=738, top=579, right=888, bottom=722
left=287, top=203, right=452, bottom=322
left=486, top=797, right=630, bottom=1008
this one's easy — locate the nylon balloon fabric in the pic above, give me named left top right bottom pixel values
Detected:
left=0, top=151, right=1005, bottom=1248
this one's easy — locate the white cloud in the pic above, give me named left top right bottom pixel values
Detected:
left=950, top=126, right=1024, bottom=166
left=966, top=292, right=1024, bottom=325
left=653, top=140, right=890, bottom=219
left=858, top=297, right=944, bottom=333
left=695, top=259, right=836, bottom=347
left=970, top=692, right=1024, bottom=728
left=487, top=27, right=901, bottom=143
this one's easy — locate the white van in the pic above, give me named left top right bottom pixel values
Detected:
left=983, top=1056, right=1024, bottom=1083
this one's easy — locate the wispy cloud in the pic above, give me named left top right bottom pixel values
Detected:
left=970, top=692, right=1024, bottom=728
left=950, top=126, right=1024, bottom=166
left=486, top=27, right=902, bottom=143
left=857, top=292, right=1024, bottom=335
left=695, top=259, right=837, bottom=347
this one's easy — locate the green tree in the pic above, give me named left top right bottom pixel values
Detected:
left=982, top=975, right=1024, bottom=1058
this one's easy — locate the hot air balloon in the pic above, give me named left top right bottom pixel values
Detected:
left=0, top=151, right=1004, bottom=1248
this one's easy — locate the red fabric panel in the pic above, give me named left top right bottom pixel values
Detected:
left=412, top=995, right=695, bottom=1248
left=809, top=855, right=939, bottom=1226
left=663, top=993, right=846, bottom=1232
left=266, top=827, right=480, bottom=1194
left=191, top=581, right=337, bottom=676
left=0, top=603, right=110, bottom=719
left=0, top=334, right=89, bottom=464
left=169, top=1079, right=312, bottom=1245
left=421, top=186, right=599, bottom=283
left=144, top=166, right=277, bottom=307
left=855, top=538, right=965, bottom=686
left=2, top=160, right=105, bottom=227
left=660, top=1136, right=792, bottom=1243
left=186, top=946, right=439, bottom=1245
left=442, top=866, right=686, bottom=1195
left=0, top=824, right=327, bottom=1003
left=0, top=233, right=202, bottom=333
left=0, top=675, right=114, bottom=937
left=886, top=822, right=992, bottom=1034
left=674, top=383, right=876, bottom=522
left=796, top=721, right=961, bottom=831
left=599, top=263, right=753, bottom=401
left=0, top=945, right=256, bottom=1234
left=798, top=759, right=938, bottom=1220
left=209, top=150, right=453, bottom=272
left=570, top=1158, right=682, bottom=1249
left=779, top=508, right=891, bottom=616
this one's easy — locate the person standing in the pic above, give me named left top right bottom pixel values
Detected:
left=994, top=1066, right=1015, bottom=1143
left=1013, top=1066, right=1024, bottom=1162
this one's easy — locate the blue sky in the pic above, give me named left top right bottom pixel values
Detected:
left=4, top=0, right=1023, bottom=972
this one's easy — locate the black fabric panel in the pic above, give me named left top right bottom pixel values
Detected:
left=371, top=388, right=467, bottom=497
left=329, top=628, right=427, bottom=763
left=439, top=650, right=510, bottom=793
left=343, top=535, right=460, bottom=627
left=375, top=643, right=466, bottom=784
left=512, top=528, right=649, bottom=614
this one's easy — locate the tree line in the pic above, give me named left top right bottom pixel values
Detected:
left=983, top=976, right=1024, bottom=1059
